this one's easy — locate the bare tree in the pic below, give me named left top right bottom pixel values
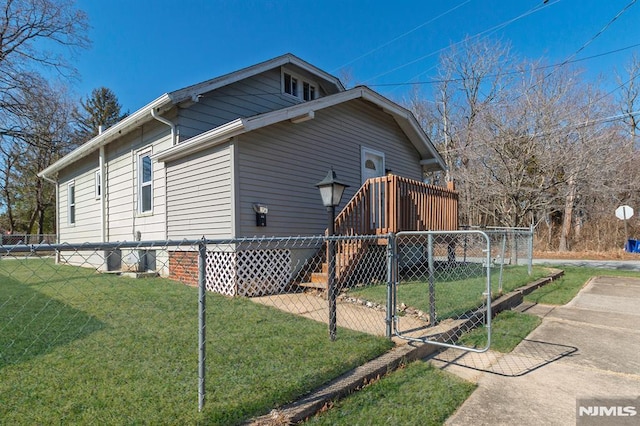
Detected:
left=0, top=77, right=75, bottom=234
left=616, top=53, right=640, bottom=149
left=0, top=0, right=89, bottom=233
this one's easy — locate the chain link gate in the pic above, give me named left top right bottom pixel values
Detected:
left=390, top=230, right=492, bottom=352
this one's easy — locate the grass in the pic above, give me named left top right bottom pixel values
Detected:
left=304, top=263, right=640, bottom=425
left=305, top=361, right=475, bottom=426
left=348, top=265, right=549, bottom=320
left=0, top=258, right=392, bottom=425
left=458, top=310, right=541, bottom=352
left=525, top=265, right=640, bottom=305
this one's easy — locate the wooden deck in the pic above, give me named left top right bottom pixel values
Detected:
left=335, top=174, right=458, bottom=236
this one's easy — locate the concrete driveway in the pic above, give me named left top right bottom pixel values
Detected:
left=433, top=275, right=640, bottom=425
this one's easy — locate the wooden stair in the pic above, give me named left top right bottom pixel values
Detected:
left=299, top=259, right=329, bottom=290
left=297, top=175, right=458, bottom=291
left=298, top=240, right=369, bottom=290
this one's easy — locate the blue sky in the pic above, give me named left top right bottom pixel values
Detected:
left=72, top=0, right=640, bottom=113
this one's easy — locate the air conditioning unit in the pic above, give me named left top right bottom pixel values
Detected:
left=121, top=249, right=156, bottom=272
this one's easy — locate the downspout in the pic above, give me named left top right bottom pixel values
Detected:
left=150, top=108, right=175, bottom=241
left=40, top=173, right=59, bottom=245
left=150, top=108, right=177, bottom=145
left=99, top=145, right=107, bottom=242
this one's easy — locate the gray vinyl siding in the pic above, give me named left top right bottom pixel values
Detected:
left=235, top=99, right=423, bottom=237
left=177, top=69, right=300, bottom=140
left=58, top=152, right=101, bottom=243
left=165, top=143, right=234, bottom=240
left=58, top=117, right=174, bottom=244
left=105, top=119, right=173, bottom=242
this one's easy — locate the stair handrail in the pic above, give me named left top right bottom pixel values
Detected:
left=334, top=175, right=458, bottom=235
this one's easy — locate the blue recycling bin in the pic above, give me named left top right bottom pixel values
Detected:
left=625, top=239, right=640, bottom=253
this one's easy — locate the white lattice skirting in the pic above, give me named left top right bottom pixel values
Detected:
left=205, top=249, right=292, bottom=297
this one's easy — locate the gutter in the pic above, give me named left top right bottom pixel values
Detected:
left=151, top=108, right=177, bottom=146
left=38, top=93, right=173, bottom=179
left=99, top=146, right=107, bottom=242
left=153, top=119, right=245, bottom=162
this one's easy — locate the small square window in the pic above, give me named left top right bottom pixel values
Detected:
left=283, top=70, right=317, bottom=101
left=284, top=73, right=299, bottom=97
left=303, top=82, right=315, bottom=101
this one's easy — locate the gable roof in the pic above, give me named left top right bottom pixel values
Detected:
left=154, top=86, right=446, bottom=172
left=39, top=53, right=344, bottom=179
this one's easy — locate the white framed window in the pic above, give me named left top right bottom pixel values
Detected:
left=282, top=69, right=317, bottom=101
left=284, top=72, right=298, bottom=97
left=138, top=151, right=153, bottom=214
left=95, top=170, right=101, bottom=199
left=68, top=182, right=76, bottom=225
left=303, top=81, right=316, bottom=101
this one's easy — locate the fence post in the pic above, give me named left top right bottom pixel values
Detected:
left=428, top=233, right=436, bottom=325
left=528, top=224, right=534, bottom=275
left=198, top=238, right=207, bottom=412
left=328, top=235, right=337, bottom=341
left=498, top=232, right=506, bottom=294
left=386, top=233, right=396, bottom=339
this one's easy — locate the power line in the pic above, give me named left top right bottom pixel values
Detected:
left=361, top=0, right=555, bottom=85
left=541, top=0, right=637, bottom=83
left=364, top=42, right=640, bottom=89
left=332, top=0, right=473, bottom=72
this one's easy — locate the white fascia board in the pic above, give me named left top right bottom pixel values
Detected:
left=154, top=92, right=362, bottom=163
left=153, top=86, right=445, bottom=170
left=169, top=54, right=344, bottom=104
left=39, top=94, right=173, bottom=179
left=286, top=56, right=345, bottom=92
left=360, top=88, right=446, bottom=171
left=153, top=119, right=245, bottom=162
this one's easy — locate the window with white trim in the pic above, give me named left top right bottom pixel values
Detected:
left=282, top=70, right=317, bottom=101
left=68, top=182, right=76, bottom=225
left=95, top=170, right=101, bottom=199
left=138, top=151, right=153, bottom=214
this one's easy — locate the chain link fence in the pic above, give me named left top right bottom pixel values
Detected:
left=392, top=231, right=492, bottom=351
left=1, top=230, right=534, bottom=420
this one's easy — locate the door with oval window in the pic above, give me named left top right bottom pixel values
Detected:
left=361, top=147, right=385, bottom=232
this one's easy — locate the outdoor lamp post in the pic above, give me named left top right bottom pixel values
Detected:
left=316, top=169, right=349, bottom=340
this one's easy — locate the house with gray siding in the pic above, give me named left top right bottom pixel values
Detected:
left=39, top=53, right=456, bottom=295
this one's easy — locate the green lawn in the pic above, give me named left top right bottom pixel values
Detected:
left=305, top=361, right=475, bottom=425
left=348, top=265, right=548, bottom=320
left=304, top=265, right=640, bottom=425
left=0, top=258, right=392, bottom=425
left=458, top=310, right=542, bottom=352
left=525, top=265, right=640, bottom=305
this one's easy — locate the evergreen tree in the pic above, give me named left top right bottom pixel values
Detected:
left=73, top=87, right=128, bottom=142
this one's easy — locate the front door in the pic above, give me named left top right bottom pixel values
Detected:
left=361, top=147, right=385, bottom=184
left=361, top=147, right=385, bottom=231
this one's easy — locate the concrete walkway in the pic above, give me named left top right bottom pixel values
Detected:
left=533, top=258, right=640, bottom=271
left=436, top=275, right=640, bottom=425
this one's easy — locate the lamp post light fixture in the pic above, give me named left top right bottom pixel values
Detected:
left=316, top=169, right=349, bottom=341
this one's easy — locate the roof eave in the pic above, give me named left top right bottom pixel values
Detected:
left=359, top=88, right=447, bottom=172
left=169, top=53, right=344, bottom=105
left=153, top=118, right=246, bottom=163
left=38, top=94, right=173, bottom=179
left=152, top=86, right=446, bottom=171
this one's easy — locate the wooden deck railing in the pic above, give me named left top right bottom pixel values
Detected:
left=335, top=175, right=458, bottom=235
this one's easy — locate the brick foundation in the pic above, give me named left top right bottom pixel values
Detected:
left=168, top=251, right=199, bottom=286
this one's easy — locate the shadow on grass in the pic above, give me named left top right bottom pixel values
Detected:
left=0, top=273, right=105, bottom=370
